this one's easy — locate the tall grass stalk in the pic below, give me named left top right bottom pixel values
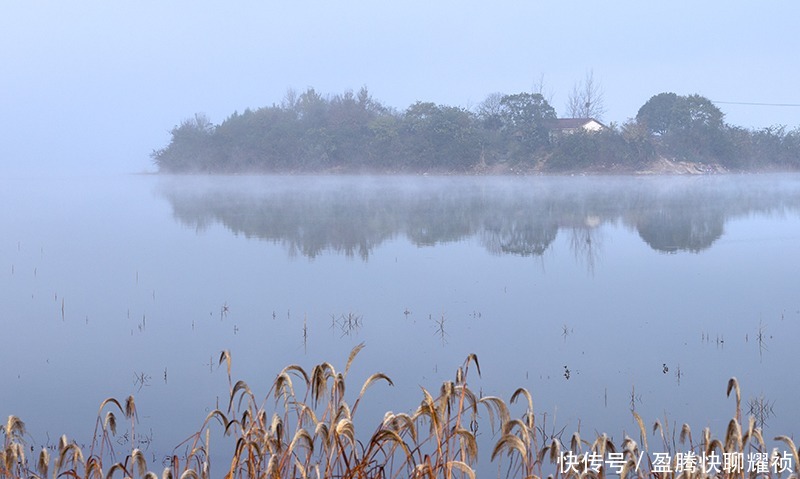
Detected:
left=1, top=345, right=795, bottom=479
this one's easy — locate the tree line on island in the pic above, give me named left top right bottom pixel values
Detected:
left=152, top=86, right=800, bottom=173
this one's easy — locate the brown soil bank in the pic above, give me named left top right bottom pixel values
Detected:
left=466, top=156, right=730, bottom=176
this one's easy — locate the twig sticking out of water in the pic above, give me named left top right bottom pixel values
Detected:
left=756, top=319, right=769, bottom=361
left=434, top=313, right=447, bottom=345
left=747, top=394, right=776, bottom=429
left=332, top=312, right=362, bottom=337
left=302, top=314, right=308, bottom=353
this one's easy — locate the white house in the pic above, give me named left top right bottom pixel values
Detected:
left=547, top=118, right=606, bottom=135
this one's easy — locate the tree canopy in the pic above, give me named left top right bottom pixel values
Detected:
left=637, top=92, right=724, bottom=135
left=152, top=87, right=800, bottom=173
left=636, top=92, right=731, bottom=162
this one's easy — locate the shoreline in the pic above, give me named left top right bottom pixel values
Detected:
left=149, top=158, right=800, bottom=177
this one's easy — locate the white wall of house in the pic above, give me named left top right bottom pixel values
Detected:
left=581, top=120, right=604, bottom=132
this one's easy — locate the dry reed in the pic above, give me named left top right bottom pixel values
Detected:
left=1, top=346, right=796, bottom=479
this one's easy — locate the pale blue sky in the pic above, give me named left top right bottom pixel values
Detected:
left=2, top=2, right=798, bottom=174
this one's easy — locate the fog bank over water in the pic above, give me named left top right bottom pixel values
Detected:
left=158, top=175, right=800, bottom=259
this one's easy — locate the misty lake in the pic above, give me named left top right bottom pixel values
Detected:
left=2, top=173, right=800, bottom=472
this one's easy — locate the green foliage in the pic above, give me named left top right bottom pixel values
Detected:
left=637, top=92, right=725, bottom=135
left=498, top=92, right=556, bottom=157
left=497, top=92, right=556, bottom=127
left=399, top=102, right=479, bottom=170
left=636, top=92, right=732, bottom=164
left=620, top=119, right=656, bottom=164
left=636, top=92, right=680, bottom=135
left=548, top=129, right=641, bottom=171
left=152, top=113, right=220, bottom=172
left=673, top=94, right=725, bottom=131
left=152, top=87, right=800, bottom=173
left=724, top=124, right=800, bottom=170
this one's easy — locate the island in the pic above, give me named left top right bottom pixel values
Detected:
left=152, top=88, right=800, bottom=174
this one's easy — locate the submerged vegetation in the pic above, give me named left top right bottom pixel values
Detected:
left=152, top=87, right=800, bottom=174
left=3, top=346, right=797, bottom=479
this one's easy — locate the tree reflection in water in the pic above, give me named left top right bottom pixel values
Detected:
left=157, top=175, right=800, bottom=261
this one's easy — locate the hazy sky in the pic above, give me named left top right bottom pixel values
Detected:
left=2, top=2, right=798, bottom=175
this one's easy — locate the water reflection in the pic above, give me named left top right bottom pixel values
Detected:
left=3, top=174, right=799, bottom=472
left=633, top=208, right=724, bottom=253
left=157, top=175, right=800, bottom=259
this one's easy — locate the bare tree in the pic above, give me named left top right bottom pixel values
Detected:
left=531, top=73, right=555, bottom=104
left=476, top=92, right=504, bottom=117
left=476, top=92, right=505, bottom=130
left=565, top=70, right=606, bottom=120
left=281, top=87, right=298, bottom=110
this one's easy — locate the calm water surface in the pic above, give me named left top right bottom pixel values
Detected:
left=2, top=174, right=799, bottom=471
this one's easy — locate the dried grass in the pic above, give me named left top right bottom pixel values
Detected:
left=1, top=354, right=795, bottom=479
